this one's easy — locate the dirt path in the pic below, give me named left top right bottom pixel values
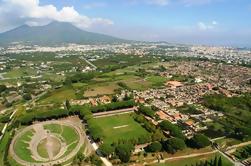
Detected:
left=146, top=150, right=217, bottom=165
left=226, top=141, right=251, bottom=151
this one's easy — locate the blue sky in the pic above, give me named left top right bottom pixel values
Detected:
left=0, top=0, right=251, bottom=46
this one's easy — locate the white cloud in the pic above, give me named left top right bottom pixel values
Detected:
left=197, top=21, right=218, bottom=30
left=0, top=0, right=113, bottom=32
left=212, top=21, right=218, bottom=25
left=83, top=2, right=107, bottom=9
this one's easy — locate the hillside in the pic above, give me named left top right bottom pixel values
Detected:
left=0, top=22, right=125, bottom=46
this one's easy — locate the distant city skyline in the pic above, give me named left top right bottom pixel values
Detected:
left=0, top=0, right=251, bottom=47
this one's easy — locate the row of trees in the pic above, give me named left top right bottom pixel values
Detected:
left=159, top=120, right=185, bottom=140
left=99, top=141, right=135, bottom=163
left=138, top=106, right=156, bottom=119
left=91, top=100, right=135, bottom=113
left=67, top=105, right=104, bottom=142
left=144, top=133, right=211, bottom=154
left=234, top=145, right=251, bottom=160
left=144, top=138, right=187, bottom=154
left=18, top=108, right=69, bottom=125
left=64, top=72, right=97, bottom=85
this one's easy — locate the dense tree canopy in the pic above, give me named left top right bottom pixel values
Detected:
left=190, top=134, right=211, bottom=149
left=145, top=142, right=162, bottom=152
left=115, top=143, right=134, bottom=163
left=91, top=100, right=135, bottom=113
left=162, top=137, right=186, bottom=154
left=159, top=120, right=185, bottom=139
left=0, top=85, right=7, bottom=93
left=138, top=105, right=155, bottom=119
left=23, top=93, right=32, bottom=100
left=99, top=144, right=115, bottom=157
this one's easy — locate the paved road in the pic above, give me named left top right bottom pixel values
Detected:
left=82, top=57, right=97, bottom=70
left=91, top=142, right=113, bottom=166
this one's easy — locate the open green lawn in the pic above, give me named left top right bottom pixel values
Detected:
left=146, top=75, right=168, bottom=87
left=39, top=87, right=76, bottom=104
left=72, top=82, right=88, bottom=88
left=14, top=130, right=35, bottom=162
left=215, top=138, right=241, bottom=148
left=93, top=113, right=150, bottom=144
left=44, top=124, right=79, bottom=144
left=44, top=124, right=62, bottom=134
left=3, top=67, right=37, bottom=79
left=61, top=126, right=79, bottom=144
left=154, top=152, right=233, bottom=166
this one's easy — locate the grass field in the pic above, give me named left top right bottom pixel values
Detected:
left=14, top=130, right=35, bottom=162
left=214, top=138, right=241, bottom=148
left=93, top=113, right=150, bottom=144
left=3, top=67, right=37, bottom=79
left=0, top=131, right=12, bottom=165
left=44, top=123, right=81, bottom=159
left=154, top=152, right=233, bottom=166
left=39, top=87, right=76, bottom=104
left=84, top=82, right=120, bottom=97
left=44, top=124, right=79, bottom=144
left=146, top=75, right=168, bottom=87
left=44, top=124, right=62, bottom=134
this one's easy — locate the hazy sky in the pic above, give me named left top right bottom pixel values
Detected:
left=0, top=0, right=251, bottom=46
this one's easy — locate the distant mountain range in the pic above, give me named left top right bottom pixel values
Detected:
left=0, top=22, right=126, bottom=46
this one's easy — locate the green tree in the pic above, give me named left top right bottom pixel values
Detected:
left=145, top=142, right=162, bottom=152
left=159, top=120, right=184, bottom=139
left=112, top=95, right=118, bottom=102
left=218, top=156, right=222, bottom=166
left=115, top=143, right=134, bottom=163
left=73, top=152, right=85, bottom=165
left=65, top=99, right=71, bottom=110
left=162, top=137, right=186, bottom=154
left=191, top=134, right=211, bottom=148
left=99, top=143, right=115, bottom=157
left=139, top=105, right=155, bottom=118
left=0, top=85, right=7, bottom=93
left=23, top=93, right=32, bottom=100
left=212, top=156, right=217, bottom=166
left=90, top=154, right=102, bottom=166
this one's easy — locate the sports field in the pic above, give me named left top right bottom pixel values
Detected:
left=93, top=113, right=150, bottom=144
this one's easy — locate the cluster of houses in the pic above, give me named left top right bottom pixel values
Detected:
left=133, top=79, right=227, bottom=138
left=70, top=95, right=112, bottom=106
